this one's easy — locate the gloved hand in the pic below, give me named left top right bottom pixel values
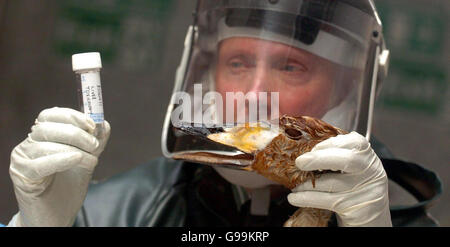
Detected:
left=7, top=107, right=111, bottom=227
left=287, top=131, right=392, bottom=227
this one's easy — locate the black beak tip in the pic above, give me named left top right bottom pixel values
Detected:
left=173, top=123, right=225, bottom=137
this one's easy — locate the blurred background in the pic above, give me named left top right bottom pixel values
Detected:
left=0, top=0, right=448, bottom=226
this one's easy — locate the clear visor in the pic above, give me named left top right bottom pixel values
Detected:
left=163, top=1, right=375, bottom=160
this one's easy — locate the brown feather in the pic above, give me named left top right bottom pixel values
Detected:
left=172, top=115, right=348, bottom=227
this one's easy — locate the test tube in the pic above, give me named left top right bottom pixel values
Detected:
left=72, top=52, right=105, bottom=137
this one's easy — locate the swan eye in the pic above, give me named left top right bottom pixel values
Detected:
left=284, top=128, right=302, bottom=140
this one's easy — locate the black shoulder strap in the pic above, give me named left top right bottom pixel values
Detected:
left=381, top=158, right=442, bottom=217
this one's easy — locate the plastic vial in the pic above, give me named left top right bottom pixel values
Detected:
left=72, top=52, right=105, bottom=137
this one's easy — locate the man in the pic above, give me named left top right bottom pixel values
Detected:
left=5, top=0, right=441, bottom=227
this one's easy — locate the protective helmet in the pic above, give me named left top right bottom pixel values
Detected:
left=162, top=0, right=390, bottom=163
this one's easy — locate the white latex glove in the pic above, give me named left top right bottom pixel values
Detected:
left=7, top=107, right=111, bottom=227
left=287, top=131, right=392, bottom=227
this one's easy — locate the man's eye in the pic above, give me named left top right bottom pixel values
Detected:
left=230, top=61, right=244, bottom=68
left=283, top=65, right=297, bottom=71
left=280, top=63, right=305, bottom=72
left=227, top=58, right=251, bottom=73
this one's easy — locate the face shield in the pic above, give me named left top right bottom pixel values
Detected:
left=162, top=0, right=389, bottom=170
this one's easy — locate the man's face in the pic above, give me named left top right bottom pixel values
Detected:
left=215, top=37, right=339, bottom=120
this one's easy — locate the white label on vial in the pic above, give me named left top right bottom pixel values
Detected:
left=81, top=72, right=104, bottom=123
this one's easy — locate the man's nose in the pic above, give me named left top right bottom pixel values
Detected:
left=244, top=63, right=273, bottom=118
left=247, top=63, right=270, bottom=94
